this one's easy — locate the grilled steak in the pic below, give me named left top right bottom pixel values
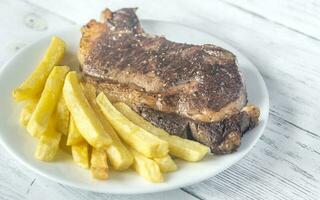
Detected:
left=79, top=8, right=260, bottom=154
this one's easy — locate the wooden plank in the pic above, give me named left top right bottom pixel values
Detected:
left=25, top=175, right=199, bottom=200
left=185, top=113, right=320, bottom=200
left=0, top=146, right=34, bottom=200
left=0, top=145, right=198, bottom=200
left=0, top=0, right=74, bottom=67
left=221, top=0, right=320, bottom=40
left=21, top=0, right=108, bottom=24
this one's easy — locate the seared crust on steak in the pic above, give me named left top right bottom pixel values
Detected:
left=80, top=8, right=247, bottom=123
left=79, top=8, right=260, bottom=154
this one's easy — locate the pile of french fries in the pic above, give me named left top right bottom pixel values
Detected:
left=12, top=36, right=210, bottom=183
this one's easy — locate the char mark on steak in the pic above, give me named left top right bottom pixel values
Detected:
left=136, top=105, right=259, bottom=154
left=79, top=8, right=260, bottom=154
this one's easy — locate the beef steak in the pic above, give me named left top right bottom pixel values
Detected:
left=79, top=8, right=260, bottom=154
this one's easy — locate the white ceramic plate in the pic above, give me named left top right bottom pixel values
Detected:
left=0, top=20, right=269, bottom=194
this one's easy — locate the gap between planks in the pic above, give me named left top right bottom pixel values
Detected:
left=270, top=109, right=320, bottom=140
left=181, top=188, right=206, bottom=200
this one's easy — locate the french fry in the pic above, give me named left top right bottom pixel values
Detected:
left=13, top=37, right=66, bottom=101
left=96, top=93, right=168, bottom=158
left=154, top=155, right=177, bottom=173
left=63, top=72, right=112, bottom=148
left=34, top=117, right=61, bottom=161
left=19, top=98, right=38, bottom=126
left=59, top=134, right=71, bottom=154
left=131, top=148, right=163, bottom=183
left=114, top=102, right=209, bottom=162
left=83, top=84, right=133, bottom=170
left=90, top=148, right=108, bottom=179
left=71, top=142, right=89, bottom=168
left=56, top=96, right=70, bottom=135
left=161, top=135, right=209, bottom=161
left=67, top=117, right=85, bottom=145
left=27, top=66, right=69, bottom=137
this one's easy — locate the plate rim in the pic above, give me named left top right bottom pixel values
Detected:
left=0, top=19, right=269, bottom=194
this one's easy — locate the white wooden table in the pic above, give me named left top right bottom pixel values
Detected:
left=1, top=0, right=320, bottom=199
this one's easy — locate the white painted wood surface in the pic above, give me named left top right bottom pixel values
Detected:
left=1, top=0, right=319, bottom=199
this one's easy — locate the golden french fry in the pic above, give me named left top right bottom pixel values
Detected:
left=71, top=142, right=89, bottom=168
left=154, top=155, right=177, bottom=173
left=160, top=135, right=209, bottom=161
left=67, top=117, right=85, bottom=146
left=56, top=96, right=70, bottom=135
left=114, top=102, right=209, bottom=161
left=19, top=98, right=38, bottom=126
left=96, top=93, right=168, bottom=158
left=131, top=148, right=163, bottom=183
left=27, top=66, right=69, bottom=137
left=13, top=37, right=66, bottom=101
left=83, top=84, right=133, bottom=170
left=34, top=117, right=61, bottom=161
left=90, top=148, right=108, bottom=179
left=63, top=72, right=112, bottom=148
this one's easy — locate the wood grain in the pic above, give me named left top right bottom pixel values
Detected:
left=221, top=0, right=320, bottom=40
left=186, top=113, right=320, bottom=200
left=1, top=0, right=320, bottom=199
